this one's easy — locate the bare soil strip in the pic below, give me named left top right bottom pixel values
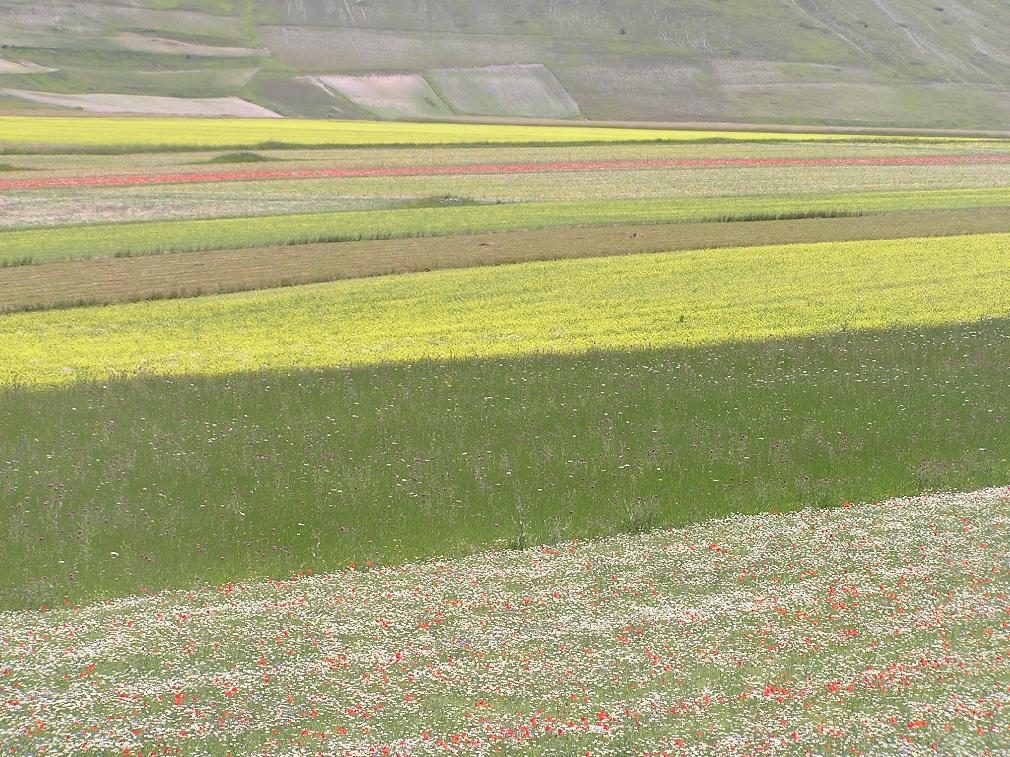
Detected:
left=2, top=154, right=1009, bottom=191
left=4, top=209, right=1008, bottom=313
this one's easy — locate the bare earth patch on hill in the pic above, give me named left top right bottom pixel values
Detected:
left=0, top=56, right=55, bottom=74
left=113, top=33, right=267, bottom=59
left=429, top=64, right=582, bottom=119
left=310, top=74, right=453, bottom=120
left=0, top=90, right=281, bottom=118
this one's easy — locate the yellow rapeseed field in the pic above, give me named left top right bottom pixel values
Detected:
left=3, top=233, right=1008, bottom=388
left=0, top=116, right=960, bottom=150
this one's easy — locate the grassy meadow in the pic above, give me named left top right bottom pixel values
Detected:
left=4, top=316, right=1008, bottom=608
left=2, top=117, right=1010, bottom=754
left=4, top=489, right=1009, bottom=754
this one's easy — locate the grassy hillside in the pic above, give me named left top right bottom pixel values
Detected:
left=1, top=0, right=1009, bottom=126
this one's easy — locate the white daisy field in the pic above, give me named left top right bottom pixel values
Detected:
left=3, top=487, right=1009, bottom=756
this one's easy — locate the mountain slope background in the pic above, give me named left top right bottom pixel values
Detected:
left=0, top=0, right=1009, bottom=127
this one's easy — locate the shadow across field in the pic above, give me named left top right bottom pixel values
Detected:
left=5, top=208, right=1010, bottom=312
left=1, top=317, right=1008, bottom=608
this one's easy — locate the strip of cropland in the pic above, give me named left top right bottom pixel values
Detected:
left=6, top=208, right=1010, bottom=312
left=0, top=116, right=975, bottom=152
left=3, top=153, right=1009, bottom=190
left=6, top=139, right=1006, bottom=181
left=8, top=160, right=1010, bottom=232
left=4, top=187, right=1010, bottom=266
left=3, top=232, right=1009, bottom=387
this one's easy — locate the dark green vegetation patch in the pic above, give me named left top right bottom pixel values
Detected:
left=203, top=152, right=275, bottom=164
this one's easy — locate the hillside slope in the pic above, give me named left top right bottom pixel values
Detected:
left=0, top=0, right=1008, bottom=127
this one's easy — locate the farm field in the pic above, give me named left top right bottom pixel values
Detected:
left=6, top=162, right=1010, bottom=231
left=4, top=232, right=1010, bottom=387
left=6, top=153, right=1010, bottom=193
left=1, top=139, right=1010, bottom=233
left=5, top=138, right=1007, bottom=176
left=7, top=209, right=1010, bottom=312
left=4, top=184, right=1010, bottom=263
left=2, top=115, right=1010, bottom=755
left=0, top=116, right=966, bottom=151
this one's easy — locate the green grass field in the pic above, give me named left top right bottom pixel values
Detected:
left=3, top=315, right=1007, bottom=608
left=3, top=230, right=1009, bottom=607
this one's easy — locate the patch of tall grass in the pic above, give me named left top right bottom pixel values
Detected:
left=2, top=317, right=1007, bottom=607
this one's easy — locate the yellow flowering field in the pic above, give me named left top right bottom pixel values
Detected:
left=2, top=233, right=1008, bottom=388
left=0, top=116, right=965, bottom=151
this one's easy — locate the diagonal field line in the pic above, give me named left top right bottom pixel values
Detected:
left=2, top=154, right=1010, bottom=191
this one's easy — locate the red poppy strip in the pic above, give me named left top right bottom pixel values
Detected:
left=1, top=153, right=1008, bottom=191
